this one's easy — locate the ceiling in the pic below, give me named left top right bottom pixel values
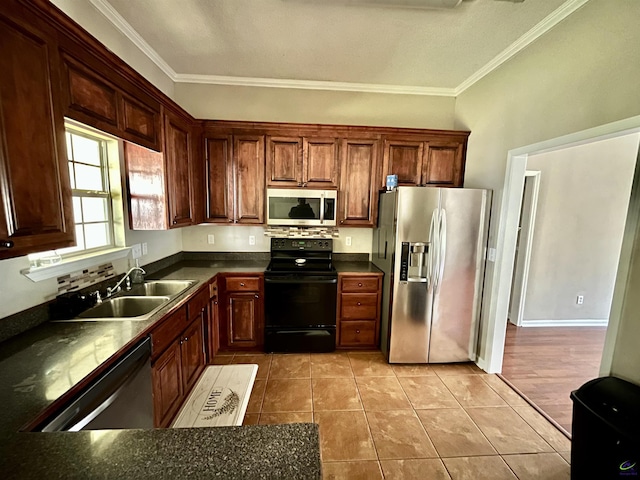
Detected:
left=94, top=0, right=586, bottom=95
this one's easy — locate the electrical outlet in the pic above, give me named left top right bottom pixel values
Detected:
left=577, top=295, right=584, bottom=305
left=142, top=243, right=148, bottom=255
left=131, top=243, right=142, bottom=259
left=345, top=236, right=352, bottom=246
left=249, top=235, right=256, bottom=246
left=207, top=234, right=215, bottom=245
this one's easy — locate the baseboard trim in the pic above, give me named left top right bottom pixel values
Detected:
left=520, top=319, right=609, bottom=327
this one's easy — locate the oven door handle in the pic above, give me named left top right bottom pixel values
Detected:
left=264, top=276, right=338, bottom=284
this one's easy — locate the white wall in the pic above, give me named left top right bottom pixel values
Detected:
left=175, top=83, right=456, bottom=129
left=51, top=0, right=175, bottom=99
left=523, top=135, right=638, bottom=323
left=181, top=225, right=372, bottom=254
left=454, top=0, right=640, bottom=366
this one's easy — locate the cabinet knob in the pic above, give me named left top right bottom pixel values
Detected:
left=358, top=283, right=363, bottom=287
left=183, top=337, right=189, bottom=343
left=356, top=330, right=361, bottom=334
left=240, top=282, right=245, bottom=287
left=254, top=294, right=259, bottom=299
left=0, top=240, right=13, bottom=248
left=297, top=182, right=302, bottom=187
left=228, top=219, right=233, bottom=223
left=357, top=302, right=361, bottom=306
left=214, top=301, right=218, bottom=305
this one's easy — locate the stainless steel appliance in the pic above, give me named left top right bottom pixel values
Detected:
left=266, top=188, right=337, bottom=227
left=36, top=337, right=153, bottom=431
left=264, top=238, right=337, bottom=352
left=372, top=187, right=491, bottom=363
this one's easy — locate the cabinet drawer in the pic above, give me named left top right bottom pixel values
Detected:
left=152, top=307, right=188, bottom=357
left=187, top=286, right=209, bottom=322
left=341, top=277, right=379, bottom=293
left=340, top=293, right=378, bottom=319
left=226, top=277, right=260, bottom=292
left=340, top=321, right=376, bottom=347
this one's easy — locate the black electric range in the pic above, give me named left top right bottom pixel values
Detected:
left=264, top=238, right=337, bottom=353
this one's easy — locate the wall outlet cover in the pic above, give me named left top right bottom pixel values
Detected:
left=208, top=234, right=215, bottom=245
left=346, top=236, right=352, bottom=246
left=249, top=235, right=256, bottom=246
left=142, top=243, right=148, bottom=255
left=131, top=244, right=142, bottom=259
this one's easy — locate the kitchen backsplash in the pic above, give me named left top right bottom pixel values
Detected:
left=181, top=225, right=372, bottom=253
left=57, top=263, right=117, bottom=294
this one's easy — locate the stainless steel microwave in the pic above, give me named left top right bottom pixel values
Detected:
left=266, top=188, right=337, bottom=227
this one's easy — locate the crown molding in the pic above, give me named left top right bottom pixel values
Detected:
left=93, top=0, right=588, bottom=97
left=454, top=0, right=590, bottom=95
left=88, top=0, right=178, bottom=80
left=174, top=74, right=457, bottom=96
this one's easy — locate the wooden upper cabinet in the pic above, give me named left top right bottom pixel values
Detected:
left=383, top=139, right=424, bottom=186
left=59, top=52, right=161, bottom=151
left=266, top=136, right=302, bottom=188
left=338, top=139, right=379, bottom=227
left=205, top=136, right=234, bottom=223
left=383, top=137, right=466, bottom=188
left=164, top=111, right=193, bottom=228
left=266, top=136, right=338, bottom=189
left=303, top=137, right=338, bottom=188
left=234, top=135, right=265, bottom=224
left=0, top=7, right=75, bottom=259
left=423, top=141, right=464, bottom=187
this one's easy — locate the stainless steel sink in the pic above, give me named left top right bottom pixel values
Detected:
left=57, top=279, right=197, bottom=322
left=76, top=296, right=170, bottom=321
left=126, top=280, right=196, bottom=297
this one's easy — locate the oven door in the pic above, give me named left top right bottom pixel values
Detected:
left=266, top=189, right=337, bottom=226
left=264, top=274, right=338, bottom=328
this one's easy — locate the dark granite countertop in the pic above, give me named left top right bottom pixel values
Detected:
left=334, top=260, right=383, bottom=274
left=0, top=258, right=320, bottom=479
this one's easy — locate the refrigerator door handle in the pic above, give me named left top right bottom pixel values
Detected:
left=436, top=208, right=447, bottom=292
left=429, top=208, right=438, bottom=290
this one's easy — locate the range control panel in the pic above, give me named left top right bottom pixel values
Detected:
left=270, top=238, right=333, bottom=251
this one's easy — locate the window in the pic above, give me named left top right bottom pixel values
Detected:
left=58, top=128, right=115, bottom=255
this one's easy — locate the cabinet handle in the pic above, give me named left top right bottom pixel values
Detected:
left=0, top=240, right=13, bottom=248
left=358, top=283, right=363, bottom=287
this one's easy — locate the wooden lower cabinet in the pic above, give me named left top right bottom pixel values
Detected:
left=151, top=286, right=208, bottom=428
left=336, top=272, right=383, bottom=349
left=217, top=274, right=265, bottom=352
left=152, top=341, right=183, bottom=428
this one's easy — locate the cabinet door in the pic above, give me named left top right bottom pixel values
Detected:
left=164, top=112, right=193, bottom=228
left=422, top=141, right=464, bottom=187
left=152, top=341, right=183, bottom=427
left=227, top=292, right=262, bottom=349
left=382, top=139, right=424, bottom=187
left=181, top=317, right=205, bottom=395
left=266, top=136, right=302, bottom=187
left=338, top=139, right=379, bottom=227
left=234, top=135, right=265, bottom=224
left=303, top=137, right=338, bottom=188
left=204, top=136, right=234, bottom=223
left=121, top=93, right=161, bottom=150
left=0, top=11, right=74, bottom=259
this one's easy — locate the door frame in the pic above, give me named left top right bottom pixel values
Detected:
left=508, top=170, right=541, bottom=327
left=481, top=114, right=640, bottom=374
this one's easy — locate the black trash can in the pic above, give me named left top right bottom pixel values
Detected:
left=571, top=376, right=640, bottom=480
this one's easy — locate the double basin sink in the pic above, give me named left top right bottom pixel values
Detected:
left=70, top=280, right=196, bottom=322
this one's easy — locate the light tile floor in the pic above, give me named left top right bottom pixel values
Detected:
left=215, top=351, right=571, bottom=480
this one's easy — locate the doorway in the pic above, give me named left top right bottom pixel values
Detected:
left=481, top=116, right=640, bottom=379
left=508, top=171, right=540, bottom=327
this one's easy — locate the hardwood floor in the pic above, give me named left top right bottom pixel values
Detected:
left=501, top=323, right=607, bottom=435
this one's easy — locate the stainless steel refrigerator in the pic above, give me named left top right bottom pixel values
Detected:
left=372, top=187, right=491, bottom=363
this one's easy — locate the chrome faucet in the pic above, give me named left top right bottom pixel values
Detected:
left=106, top=266, right=146, bottom=297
